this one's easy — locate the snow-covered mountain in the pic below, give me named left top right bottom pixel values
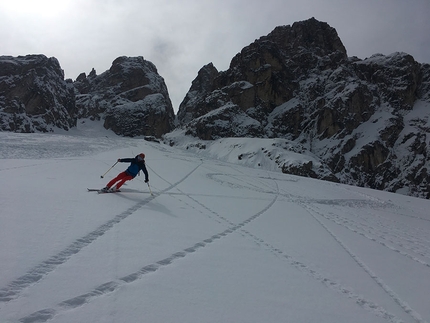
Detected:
left=176, top=18, right=430, bottom=198
left=0, top=18, right=429, bottom=198
left=0, top=55, right=175, bottom=138
left=74, top=56, right=175, bottom=137
left=1, top=127, right=430, bottom=323
left=0, top=55, right=76, bottom=132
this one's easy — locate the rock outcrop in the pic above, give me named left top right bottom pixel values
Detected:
left=177, top=18, right=430, bottom=198
left=177, top=62, right=219, bottom=124
left=0, top=55, right=76, bottom=132
left=0, top=55, right=175, bottom=138
left=75, top=56, right=175, bottom=137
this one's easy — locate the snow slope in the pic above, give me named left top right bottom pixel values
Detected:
left=1, top=124, right=430, bottom=323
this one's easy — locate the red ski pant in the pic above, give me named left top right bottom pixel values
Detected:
left=107, top=171, right=134, bottom=189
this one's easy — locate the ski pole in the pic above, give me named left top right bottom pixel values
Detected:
left=100, top=161, right=118, bottom=178
left=147, top=182, right=153, bottom=196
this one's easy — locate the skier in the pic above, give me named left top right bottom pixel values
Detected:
left=101, top=153, right=149, bottom=192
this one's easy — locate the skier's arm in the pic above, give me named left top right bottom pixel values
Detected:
left=142, top=164, right=149, bottom=182
left=118, top=158, right=134, bottom=163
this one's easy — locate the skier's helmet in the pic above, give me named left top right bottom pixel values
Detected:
left=138, top=153, right=145, bottom=161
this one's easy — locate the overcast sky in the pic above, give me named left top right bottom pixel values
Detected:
left=1, top=0, right=429, bottom=112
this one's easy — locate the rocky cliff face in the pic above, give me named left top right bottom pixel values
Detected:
left=0, top=55, right=175, bottom=138
left=177, top=18, right=430, bottom=198
left=0, top=55, right=76, bottom=132
left=74, top=56, right=175, bottom=137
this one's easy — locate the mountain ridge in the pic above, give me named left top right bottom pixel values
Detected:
left=174, top=19, right=429, bottom=198
left=0, top=18, right=429, bottom=198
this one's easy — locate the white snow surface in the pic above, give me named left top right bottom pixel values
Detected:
left=1, top=122, right=430, bottom=323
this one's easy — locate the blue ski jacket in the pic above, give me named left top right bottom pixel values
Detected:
left=119, top=156, right=149, bottom=181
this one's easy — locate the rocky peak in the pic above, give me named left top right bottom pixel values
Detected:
left=1, top=54, right=175, bottom=138
left=0, top=55, right=64, bottom=79
left=227, top=17, right=347, bottom=80
left=0, top=54, right=76, bottom=132
left=176, top=18, right=430, bottom=199
left=178, top=18, right=349, bottom=128
left=286, top=17, right=347, bottom=57
left=75, top=56, right=175, bottom=137
left=177, top=63, right=218, bottom=124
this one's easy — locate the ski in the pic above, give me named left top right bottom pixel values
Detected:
left=87, top=188, right=121, bottom=193
left=87, top=188, right=152, bottom=194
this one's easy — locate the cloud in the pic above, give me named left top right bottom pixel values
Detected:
left=1, top=0, right=429, bottom=111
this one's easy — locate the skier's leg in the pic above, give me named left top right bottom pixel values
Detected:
left=115, top=174, right=133, bottom=189
left=107, top=172, right=127, bottom=188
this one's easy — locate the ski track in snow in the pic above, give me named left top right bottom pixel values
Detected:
left=192, top=173, right=411, bottom=323
left=2, top=143, right=428, bottom=323
left=178, top=165, right=425, bottom=323
left=301, top=202, right=427, bottom=323
left=15, top=167, right=279, bottom=323
left=16, top=161, right=408, bottom=323
left=311, top=202, right=430, bottom=268
left=0, top=160, right=202, bottom=305
left=172, top=170, right=414, bottom=323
